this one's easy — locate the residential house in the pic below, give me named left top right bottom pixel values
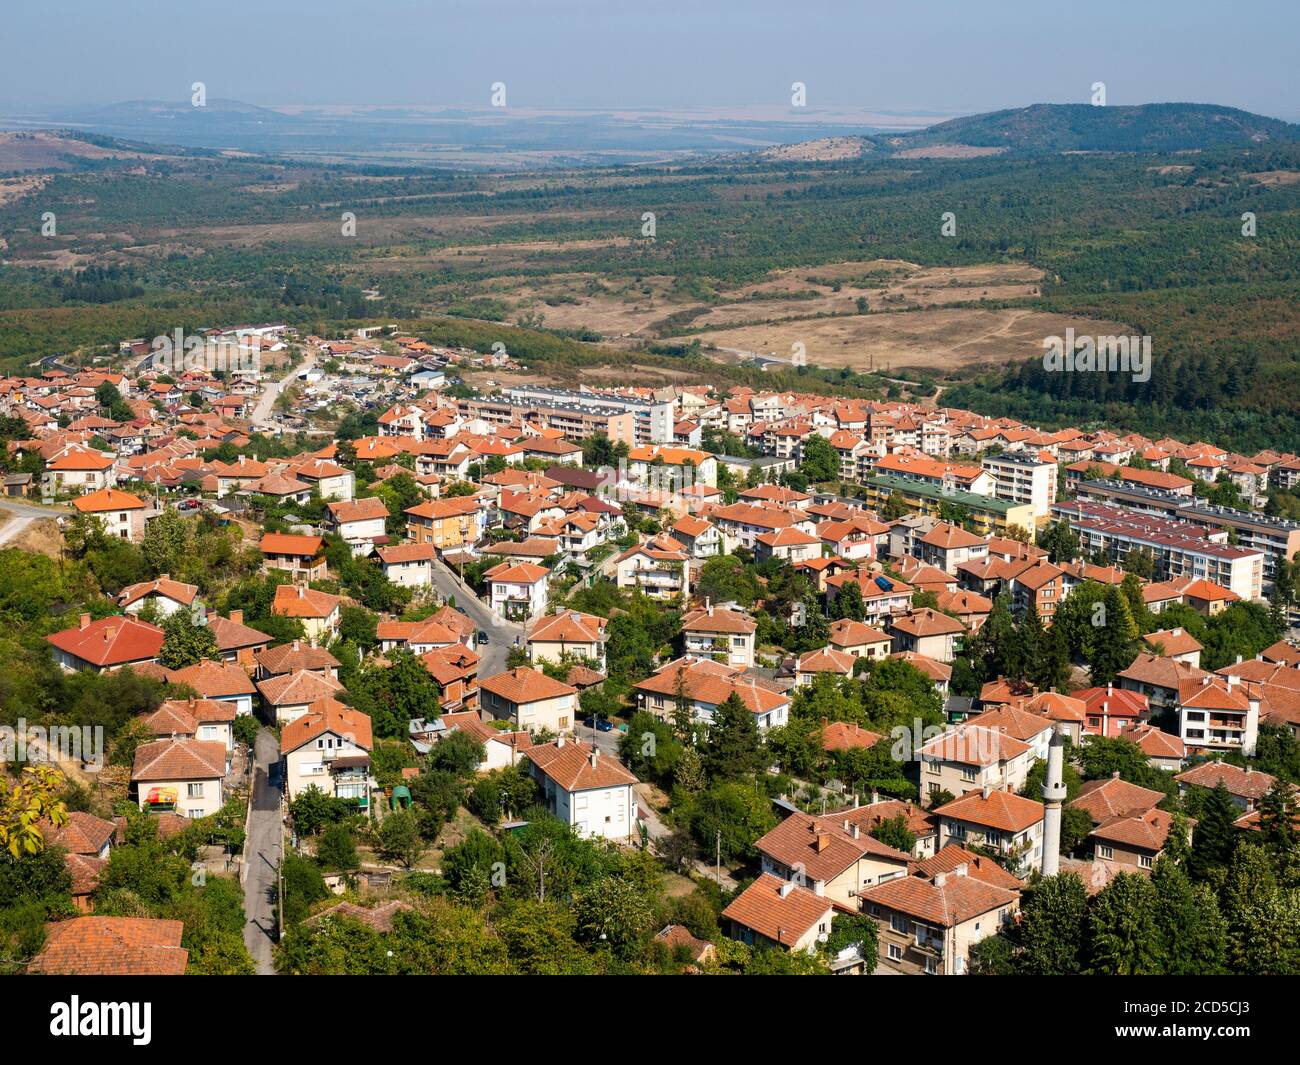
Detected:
left=480, top=666, right=579, bottom=735
left=281, top=699, right=374, bottom=808
left=132, top=737, right=228, bottom=819
left=524, top=737, right=640, bottom=842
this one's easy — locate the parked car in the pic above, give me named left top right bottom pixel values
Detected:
left=583, top=716, right=614, bottom=733
left=477, top=629, right=490, bottom=644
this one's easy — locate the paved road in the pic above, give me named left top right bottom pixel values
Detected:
left=242, top=728, right=282, bottom=975
left=429, top=557, right=523, bottom=677
left=250, top=349, right=316, bottom=429
left=0, top=497, right=67, bottom=545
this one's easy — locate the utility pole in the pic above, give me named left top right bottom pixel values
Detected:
left=716, top=830, right=721, bottom=887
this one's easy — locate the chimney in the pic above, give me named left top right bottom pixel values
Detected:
left=556, top=735, right=565, bottom=748
left=1226, top=674, right=1238, bottom=690
left=952, top=863, right=969, bottom=878
left=815, top=832, right=830, bottom=853
left=1106, top=683, right=1113, bottom=697
left=589, top=747, right=598, bottom=768
left=934, top=872, right=947, bottom=887
left=229, top=609, right=243, bottom=626
left=981, top=784, right=991, bottom=800
left=870, top=790, right=879, bottom=805
left=706, top=598, right=713, bottom=616
left=850, top=824, right=860, bottom=839
left=297, top=586, right=305, bottom=598
left=79, top=612, right=91, bottom=630
left=292, top=639, right=300, bottom=651
left=1236, top=654, right=1243, bottom=665
left=778, top=881, right=795, bottom=899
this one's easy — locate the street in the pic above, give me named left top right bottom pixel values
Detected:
left=428, top=556, right=523, bottom=677
left=241, top=727, right=282, bottom=975
left=0, top=497, right=67, bottom=545
left=250, top=349, right=316, bottom=429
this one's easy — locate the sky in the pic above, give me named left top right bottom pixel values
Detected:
left=3, top=0, right=1297, bottom=121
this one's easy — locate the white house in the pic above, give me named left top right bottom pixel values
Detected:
left=523, top=737, right=640, bottom=842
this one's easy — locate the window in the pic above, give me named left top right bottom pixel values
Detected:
left=1140, top=854, right=1153, bottom=870
left=888, top=944, right=903, bottom=961
left=890, top=914, right=908, bottom=934
left=1098, top=844, right=1113, bottom=860
left=186, top=782, right=203, bottom=798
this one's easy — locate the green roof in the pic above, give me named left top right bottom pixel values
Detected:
left=866, top=474, right=1018, bottom=515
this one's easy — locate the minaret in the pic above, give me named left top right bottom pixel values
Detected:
left=1040, top=726, right=1067, bottom=877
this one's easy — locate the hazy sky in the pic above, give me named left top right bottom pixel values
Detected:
left=4, top=0, right=1297, bottom=119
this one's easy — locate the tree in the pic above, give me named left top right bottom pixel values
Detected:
left=159, top=609, right=219, bottom=669
left=829, top=580, right=866, bottom=622
left=1, top=766, right=68, bottom=858
left=703, top=692, right=763, bottom=781
left=688, top=782, right=776, bottom=864
left=798, top=434, right=839, bottom=484
left=1018, top=873, right=1088, bottom=975
left=441, top=829, right=503, bottom=905
left=315, top=823, right=359, bottom=873
left=574, top=875, right=654, bottom=958
left=1087, top=872, right=1163, bottom=975
left=1188, top=783, right=1239, bottom=882
left=376, top=808, right=424, bottom=869
left=141, top=507, right=192, bottom=578
left=1151, top=857, right=1226, bottom=974
left=695, top=555, right=760, bottom=609
left=869, top=815, right=915, bottom=855
left=288, top=786, right=348, bottom=836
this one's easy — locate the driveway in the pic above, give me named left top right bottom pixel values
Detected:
left=428, top=557, right=523, bottom=677
left=241, top=727, right=283, bottom=975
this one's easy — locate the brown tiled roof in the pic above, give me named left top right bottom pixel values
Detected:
left=65, top=852, right=108, bottom=896
left=1127, top=723, right=1187, bottom=761
left=28, top=917, right=187, bottom=975
left=1091, top=808, right=1182, bottom=853
left=722, top=873, right=833, bottom=945
left=327, top=496, right=390, bottom=523
left=911, top=843, right=1023, bottom=890
left=280, top=700, right=373, bottom=754
left=254, top=640, right=340, bottom=676
left=892, top=608, right=964, bottom=638
left=306, top=900, right=413, bottom=932
left=828, top=618, right=891, bottom=648
left=969, top=704, right=1054, bottom=742
left=119, top=577, right=199, bottom=608
left=919, top=725, right=1031, bottom=767
left=257, top=668, right=344, bottom=706
left=480, top=666, right=576, bottom=704
left=1175, top=760, right=1276, bottom=801
left=46, top=615, right=163, bottom=668
left=820, top=720, right=882, bottom=752
left=523, top=738, right=638, bottom=791
left=1071, top=776, right=1165, bottom=825
left=272, top=584, right=342, bottom=619
left=45, top=811, right=116, bottom=856
left=167, top=659, right=255, bottom=697
left=797, top=647, right=855, bottom=675
left=207, top=612, right=271, bottom=652
left=860, top=870, right=1018, bottom=928
left=377, top=542, right=436, bottom=564
left=527, top=609, right=606, bottom=645
left=934, top=789, right=1044, bottom=833
left=131, top=737, right=226, bottom=783
left=755, top=810, right=910, bottom=883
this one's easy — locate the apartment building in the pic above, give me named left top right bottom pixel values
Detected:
left=1052, top=499, right=1263, bottom=601
left=981, top=450, right=1058, bottom=521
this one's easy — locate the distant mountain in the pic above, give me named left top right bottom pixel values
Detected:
left=875, top=102, right=1300, bottom=155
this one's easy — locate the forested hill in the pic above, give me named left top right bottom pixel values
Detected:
left=875, top=103, right=1300, bottom=155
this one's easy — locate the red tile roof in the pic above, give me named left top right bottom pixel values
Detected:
left=28, top=917, right=188, bottom=975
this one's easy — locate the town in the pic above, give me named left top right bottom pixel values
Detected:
left=3, top=318, right=1297, bottom=977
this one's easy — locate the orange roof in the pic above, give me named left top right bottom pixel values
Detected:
left=46, top=615, right=163, bottom=667
left=28, top=917, right=187, bottom=975
left=271, top=584, right=342, bottom=619
left=132, top=737, right=226, bottom=782
left=259, top=533, right=323, bottom=556
left=72, top=487, right=146, bottom=513
left=523, top=738, right=639, bottom=792
left=860, top=868, right=1018, bottom=927
left=934, top=789, right=1045, bottom=833
left=721, top=873, right=833, bottom=945
left=479, top=666, right=576, bottom=704
left=484, top=561, right=550, bottom=584
left=280, top=700, right=373, bottom=754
